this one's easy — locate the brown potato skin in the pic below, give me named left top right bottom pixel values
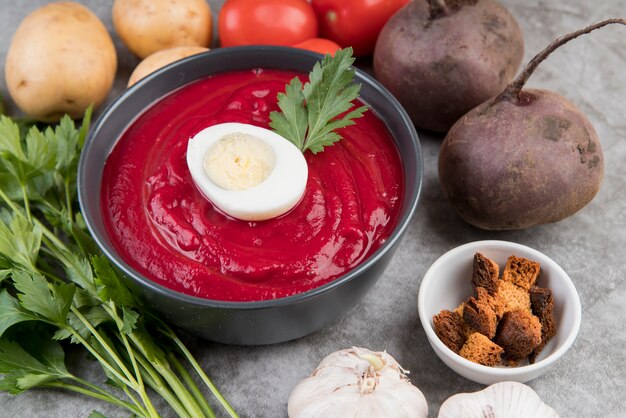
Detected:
left=128, top=46, right=208, bottom=87
left=438, top=89, right=604, bottom=230
left=373, top=0, right=523, bottom=133
left=113, top=0, right=212, bottom=59
left=5, top=2, right=117, bottom=122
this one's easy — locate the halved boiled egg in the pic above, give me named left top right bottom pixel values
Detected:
left=186, top=122, right=308, bottom=221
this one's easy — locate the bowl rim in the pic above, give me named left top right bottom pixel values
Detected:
left=78, top=45, right=423, bottom=309
left=417, top=239, right=582, bottom=377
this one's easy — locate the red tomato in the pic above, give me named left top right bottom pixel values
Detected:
left=311, top=0, right=410, bottom=56
left=292, top=38, right=342, bottom=56
left=219, top=0, right=318, bottom=47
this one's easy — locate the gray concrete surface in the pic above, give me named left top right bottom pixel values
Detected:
left=1, top=1, right=624, bottom=417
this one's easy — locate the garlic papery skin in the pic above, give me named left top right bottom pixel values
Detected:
left=288, top=347, right=428, bottom=418
left=438, top=381, right=559, bottom=418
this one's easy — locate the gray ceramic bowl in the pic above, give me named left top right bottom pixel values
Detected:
left=78, top=46, right=422, bottom=345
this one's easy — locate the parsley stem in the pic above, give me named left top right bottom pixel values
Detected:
left=38, top=219, right=71, bottom=253
left=43, top=381, right=146, bottom=417
left=133, top=352, right=192, bottom=418
left=119, top=325, right=210, bottom=418
left=71, top=307, right=143, bottom=389
left=65, top=325, right=134, bottom=388
left=161, top=323, right=239, bottom=418
left=38, top=269, right=60, bottom=282
left=64, top=312, right=137, bottom=388
left=0, top=178, right=90, bottom=290
left=67, top=316, right=161, bottom=418
left=105, top=301, right=154, bottom=415
left=0, top=187, right=74, bottom=271
left=37, top=265, right=65, bottom=284
left=64, top=177, right=73, bottom=222
left=122, top=385, right=148, bottom=416
left=20, top=184, right=32, bottom=223
left=0, top=188, right=25, bottom=220
left=147, top=354, right=206, bottom=418
left=159, top=364, right=206, bottom=418
left=168, top=352, right=216, bottom=418
left=70, top=376, right=148, bottom=417
left=125, top=325, right=206, bottom=417
left=3, top=190, right=70, bottom=254
left=40, top=242, right=66, bottom=263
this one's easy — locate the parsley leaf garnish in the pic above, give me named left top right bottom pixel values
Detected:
left=270, top=48, right=368, bottom=154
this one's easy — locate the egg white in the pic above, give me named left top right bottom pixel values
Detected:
left=186, top=122, right=308, bottom=221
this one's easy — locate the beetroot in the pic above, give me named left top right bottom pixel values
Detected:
left=373, top=0, right=524, bottom=132
left=438, top=19, right=625, bottom=230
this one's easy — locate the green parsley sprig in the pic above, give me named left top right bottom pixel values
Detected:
left=0, top=110, right=237, bottom=417
left=269, top=48, right=368, bottom=154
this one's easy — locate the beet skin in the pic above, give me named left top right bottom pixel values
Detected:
left=374, top=0, right=524, bottom=132
left=438, top=89, right=604, bottom=230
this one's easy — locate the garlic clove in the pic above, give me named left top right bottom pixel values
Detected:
left=288, top=347, right=428, bottom=418
left=438, top=381, right=559, bottom=418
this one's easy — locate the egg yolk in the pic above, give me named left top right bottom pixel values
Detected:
left=203, top=132, right=276, bottom=191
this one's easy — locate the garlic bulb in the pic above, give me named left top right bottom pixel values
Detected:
left=438, top=381, right=559, bottom=418
left=288, top=347, right=428, bottom=418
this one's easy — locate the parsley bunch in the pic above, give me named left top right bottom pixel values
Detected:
left=0, top=110, right=237, bottom=417
left=270, top=48, right=368, bottom=154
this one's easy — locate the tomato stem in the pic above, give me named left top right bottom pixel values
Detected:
left=325, top=10, right=337, bottom=24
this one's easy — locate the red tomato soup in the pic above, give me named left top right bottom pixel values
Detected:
left=101, top=69, right=404, bottom=301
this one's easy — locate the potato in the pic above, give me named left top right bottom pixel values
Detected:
left=113, top=0, right=212, bottom=59
left=128, top=46, right=209, bottom=87
left=5, top=2, right=117, bottom=122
